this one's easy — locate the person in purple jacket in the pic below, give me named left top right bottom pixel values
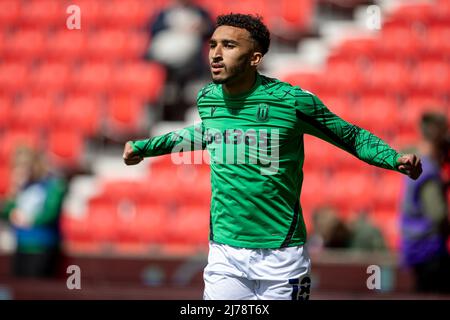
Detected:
left=400, top=111, right=450, bottom=293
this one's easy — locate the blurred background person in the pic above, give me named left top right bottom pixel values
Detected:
left=308, top=206, right=387, bottom=252
left=308, top=206, right=352, bottom=251
left=400, top=111, right=450, bottom=294
left=0, top=147, right=67, bottom=278
left=147, top=0, right=214, bottom=121
left=348, top=211, right=387, bottom=252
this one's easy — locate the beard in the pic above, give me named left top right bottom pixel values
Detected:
left=212, top=77, right=227, bottom=84
left=211, top=57, right=250, bottom=85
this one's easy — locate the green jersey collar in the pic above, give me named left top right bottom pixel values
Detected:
left=221, top=72, right=262, bottom=100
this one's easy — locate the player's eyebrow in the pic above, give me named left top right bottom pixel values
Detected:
left=209, top=39, right=240, bottom=45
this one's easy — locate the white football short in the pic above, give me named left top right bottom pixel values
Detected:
left=203, top=241, right=311, bottom=300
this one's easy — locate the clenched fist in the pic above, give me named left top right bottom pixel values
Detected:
left=397, top=154, right=422, bottom=180
left=123, top=141, right=143, bottom=166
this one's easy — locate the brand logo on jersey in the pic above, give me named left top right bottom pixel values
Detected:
left=256, top=104, right=269, bottom=122
left=210, top=106, right=218, bottom=116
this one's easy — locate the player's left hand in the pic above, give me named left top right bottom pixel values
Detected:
left=397, top=154, right=422, bottom=180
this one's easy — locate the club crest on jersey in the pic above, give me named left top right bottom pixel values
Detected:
left=256, top=104, right=270, bottom=122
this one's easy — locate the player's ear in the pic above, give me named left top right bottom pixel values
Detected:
left=250, top=51, right=263, bottom=67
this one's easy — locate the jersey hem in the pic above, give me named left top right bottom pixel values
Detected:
left=211, top=236, right=306, bottom=249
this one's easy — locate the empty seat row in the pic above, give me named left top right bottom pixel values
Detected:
left=0, top=62, right=166, bottom=100
left=0, top=129, right=85, bottom=175
left=283, top=59, right=450, bottom=95
left=0, top=30, right=150, bottom=61
left=0, top=94, right=150, bottom=138
left=61, top=203, right=210, bottom=245
left=0, top=0, right=315, bottom=33
left=0, top=0, right=163, bottom=29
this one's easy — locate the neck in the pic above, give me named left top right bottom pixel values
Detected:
left=222, top=71, right=257, bottom=96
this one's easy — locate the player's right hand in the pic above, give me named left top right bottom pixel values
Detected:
left=123, top=141, right=143, bottom=166
left=397, top=153, right=422, bottom=180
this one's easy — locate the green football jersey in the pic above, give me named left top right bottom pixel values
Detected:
left=131, top=73, right=403, bottom=249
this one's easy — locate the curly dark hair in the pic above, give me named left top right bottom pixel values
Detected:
left=216, top=13, right=271, bottom=55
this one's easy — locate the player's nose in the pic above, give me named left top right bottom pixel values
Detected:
left=210, top=46, right=223, bottom=60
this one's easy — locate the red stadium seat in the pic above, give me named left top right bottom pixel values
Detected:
left=72, top=63, right=112, bottom=94
left=0, top=33, right=4, bottom=57
left=110, top=62, right=166, bottom=102
left=300, top=169, right=331, bottom=209
left=329, top=37, right=377, bottom=62
left=392, top=132, right=420, bottom=151
left=11, top=94, right=54, bottom=130
left=411, top=59, right=450, bottom=95
left=102, top=0, right=152, bottom=28
left=105, top=95, right=146, bottom=135
left=385, top=2, right=435, bottom=26
left=0, top=129, right=40, bottom=162
left=0, top=63, right=29, bottom=94
left=195, top=0, right=225, bottom=18
left=400, top=94, right=446, bottom=135
left=19, top=0, right=64, bottom=28
left=279, top=0, right=314, bottom=33
left=353, top=95, right=399, bottom=133
left=85, top=30, right=148, bottom=61
left=0, top=96, right=13, bottom=128
left=86, top=30, right=127, bottom=61
left=434, top=0, right=450, bottom=24
left=53, top=95, right=101, bottom=137
left=29, top=62, right=72, bottom=94
left=116, top=202, right=169, bottom=244
left=166, top=205, right=210, bottom=245
left=332, top=148, right=367, bottom=173
left=98, top=179, right=155, bottom=203
left=0, top=0, right=20, bottom=28
left=426, top=25, right=450, bottom=59
left=60, top=213, right=91, bottom=243
left=365, top=60, right=410, bottom=95
left=46, top=30, right=87, bottom=62
left=149, top=154, right=177, bottom=171
left=73, top=0, right=103, bottom=29
left=176, top=166, right=212, bottom=206
left=123, top=32, right=150, bottom=60
left=0, top=164, right=10, bottom=197
left=146, top=167, right=180, bottom=202
left=327, top=171, right=375, bottom=214
left=281, top=71, right=322, bottom=94
left=86, top=200, right=119, bottom=243
left=3, top=30, right=46, bottom=61
left=47, top=130, right=84, bottom=169
left=376, top=24, right=422, bottom=59
left=373, top=172, right=403, bottom=211
left=323, top=61, right=365, bottom=94
left=302, top=136, right=335, bottom=171
left=318, top=94, right=355, bottom=119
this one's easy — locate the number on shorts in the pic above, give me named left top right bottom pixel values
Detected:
left=289, top=276, right=311, bottom=300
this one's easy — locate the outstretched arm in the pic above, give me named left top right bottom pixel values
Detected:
left=295, top=90, right=422, bottom=180
left=123, top=122, right=206, bottom=166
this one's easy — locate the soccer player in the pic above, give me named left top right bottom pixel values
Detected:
left=123, top=14, right=422, bottom=300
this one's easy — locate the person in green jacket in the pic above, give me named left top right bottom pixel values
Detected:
left=0, top=147, right=67, bottom=278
